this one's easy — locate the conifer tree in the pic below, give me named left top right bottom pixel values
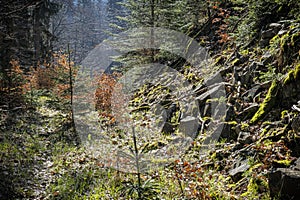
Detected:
left=0, top=0, right=59, bottom=72
left=121, top=0, right=209, bottom=33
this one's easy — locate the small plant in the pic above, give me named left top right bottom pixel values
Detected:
left=258, top=64, right=283, bottom=82
left=120, top=127, right=160, bottom=199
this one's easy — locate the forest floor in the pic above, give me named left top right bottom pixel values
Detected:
left=0, top=91, right=79, bottom=199
left=1, top=69, right=300, bottom=200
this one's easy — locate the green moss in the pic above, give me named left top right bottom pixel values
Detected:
left=240, top=49, right=249, bottom=56
left=170, top=109, right=180, bottom=124
left=231, top=58, right=240, bottom=66
left=283, top=63, right=300, bottom=85
left=280, top=33, right=290, bottom=50
left=241, top=122, right=249, bottom=131
left=186, top=72, right=195, bottom=80
left=259, top=128, right=269, bottom=138
left=262, top=121, right=272, bottom=125
left=284, top=69, right=295, bottom=85
left=250, top=80, right=278, bottom=124
left=214, top=55, right=223, bottom=64
left=281, top=110, right=289, bottom=119
left=241, top=174, right=269, bottom=199
left=132, top=105, right=150, bottom=112
left=273, top=159, right=292, bottom=167
left=227, top=121, right=238, bottom=126
left=140, top=141, right=166, bottom=153
left=132, top=96, right=142, bottom=104
left=241, top=177, right=259, bottom=197
left=249, top=163, right=263, bottom=172
left=210, top=151, right=217, bottom=160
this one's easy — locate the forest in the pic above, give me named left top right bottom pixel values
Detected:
left=0, top=0, right=300, bottom=199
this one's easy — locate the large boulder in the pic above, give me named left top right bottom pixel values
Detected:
left=269, top=168, right=300, bottom=199
left=178, top=116, right=200, bottom=138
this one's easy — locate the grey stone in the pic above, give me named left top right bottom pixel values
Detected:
left=259, top=39, right=270, bottom=47
left=261, top=51, right=273, bottom=65
left=202, top=103, right=211, bottom=117
left=152, top=104, right=167, bottom=126
left=261, top=29, right=276, bottom=39
left=225, top=104, right=235, bottom=121
left=278, top=29, right=288, bottom=36
left=180, top=100, right=199, bottom=118
left=166, top=103, right=177, bottom=118
left=178, top=116, right=200, bottom=138
left=242, top=85, right=261, bottom=100
left=269, top=168, right=300, bottom=199
left=240, top=70, right=253, bottom=86
left=268, top=23, right=282, bottom=32
left=229, top=159, right=250, bottom=182
left=217, top=122, right=238, bottom=140
left=162, top=122, right=174, bottom=134
left=291, top=115, right=300, bottom=134
left=292, top=157, right=300, bottom=171
left=195, top=83, right=225, bottom=102
left=237, top=103, right=259, bottom=120
left=193, top=66, right=231, bottom=92
left=237, top=132, right=253, bottom=145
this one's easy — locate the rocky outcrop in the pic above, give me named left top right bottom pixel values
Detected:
left=259, top=23, right=283, bottom=47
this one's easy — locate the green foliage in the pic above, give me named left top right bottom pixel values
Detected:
left=234, top=0, right=300, bottom=47
left=241, top=176, right=269, bottom=199
left=120, top=178, right=160, bottom=199
left=273, top=159, right=292, bottom=167
left=121, top=0, right=202, bottom=31
left=49, top=147, right=122, bottom=199
left=258, top=64, right=283, bottom=82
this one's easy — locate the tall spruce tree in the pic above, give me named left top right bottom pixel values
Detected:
left=121, top=0, right=208, bottom=33
left=0, top=0, right=59, bottom=72
left=107, top=0, right=127, bottom=34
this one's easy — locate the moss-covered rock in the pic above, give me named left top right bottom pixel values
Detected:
left=250, top=80, right=279, bottom=124
left=283, top=63, right=300, bottom=85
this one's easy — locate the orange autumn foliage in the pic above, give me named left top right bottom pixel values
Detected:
left=27, top=53, right=76, bottom=100
left=95, top=72, right=127, bottom=124
left=95, top=73, right=119, bottom=113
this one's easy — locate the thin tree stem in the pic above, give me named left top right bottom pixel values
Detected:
left=132, top=126, right=142, bottom=199
left=68, top=43, right=75, bottom=129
